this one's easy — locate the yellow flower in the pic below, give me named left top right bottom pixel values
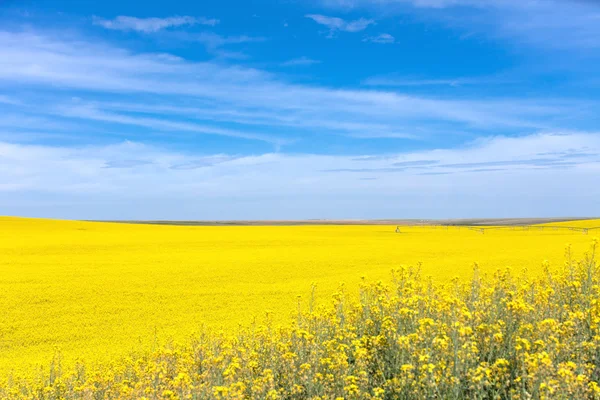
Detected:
left=401, top=364, right=415, bottom=372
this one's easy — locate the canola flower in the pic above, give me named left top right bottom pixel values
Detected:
left=2, top=239, right=599, bottom=399
left=2, top=217, right=598, bottom=377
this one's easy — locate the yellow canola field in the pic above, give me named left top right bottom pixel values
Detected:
left=0, top=217, right=598, bottom=377
left=541, top=218, right=600, bottom=228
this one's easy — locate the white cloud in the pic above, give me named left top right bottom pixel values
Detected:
left=363, top=33, right=395, bottom=43
left=191, top=32, right=264, bottom=49
left=93, top=15, right=219, bottom=33
left=281, top=57, right=321, bottom=67
left=320, top=0, right=533, bottom=9
left=186, top=32, right=265, bottom=58
left=0, top=29, right=595, bottom=146
left=363, top=75, right=507, bottom=87
left=306, top=14, right=375, bottom=35
left=1, top=132, right=599, bottom=219
left=489, top=1, right=600, bottom=50
left=320, top=0, right=600, bottom=51
left=53, top=103, right=285, bottom=144
left=0, top=94, right=19, bottom=105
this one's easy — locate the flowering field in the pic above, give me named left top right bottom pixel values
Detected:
left=1, top=217, right=599, bottom=398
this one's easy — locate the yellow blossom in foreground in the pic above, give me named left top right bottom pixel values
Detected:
left=1, top=217, right=597, bottom=377
left=1, top=218, right=600, bottom=399
left=0, top=237, right=598, bottom=399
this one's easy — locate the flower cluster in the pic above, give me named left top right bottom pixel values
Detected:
left=2, top=239, right=599, bottom=399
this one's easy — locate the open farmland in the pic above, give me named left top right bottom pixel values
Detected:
left=1, top=217, right=598, bottom=381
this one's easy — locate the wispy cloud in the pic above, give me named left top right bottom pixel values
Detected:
left=103, top=159, right=154, bottom=168
left=187, top=32, right=265, bottom=58
left=487, top=1, right=600, bottom=51
left=392, top=160, right=439, bottom=167
left=53, top=102, right=285, bottom=144
left=363, top=75, right=505, bottom=87
left=93, top=15, right=219, bottom=33
left=0, top=29, right=596, bottom=149
left=320, top=0, right=600, bottom=52
left=363, top=33, right=395, bottom=44
left=281, top=57, right=321, bottom=67
left=321, top=0, right=485, bottom=8
left=92, top=16, right=260, bottom=59
left=322, top=132, right=600, bottom=174
left=0, top=94, right=17, bottom=105
left=192, top=32, right=264, bottom=49
left=1, top=132, right=599, bottom=219
left=170, top=155, right=238, bottom=170
left=306, top=14, right=375, bottom=36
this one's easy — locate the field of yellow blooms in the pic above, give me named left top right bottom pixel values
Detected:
left=1, top=217, right=600, bottom=399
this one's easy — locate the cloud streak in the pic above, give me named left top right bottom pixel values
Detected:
left=281, top=57, right=321, bottom=67
left=1, top=132, right=599, bottom=219
left=320, top=0, right=600, bottom=52
left=93, top=15, right=219, bottom=33
left=0, top=28, right=596, bottom=150
left=0, top=94, right=19, bottom=105
left=363, top=75, right=508, bottom=87
left=306, top=14, right=375, bottom=36
left=363, top=33, right=395, bottom=44
left=323, top=133, right=600, bottom=174
left=185, top=32, right=265, bottom=59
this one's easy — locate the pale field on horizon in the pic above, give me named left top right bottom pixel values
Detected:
left=0, top=216, right=598, bottom=377
left=542, top=219, right=600, bottom=228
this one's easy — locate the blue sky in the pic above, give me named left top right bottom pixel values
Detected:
left=1, top=0, right=599, bottom=219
